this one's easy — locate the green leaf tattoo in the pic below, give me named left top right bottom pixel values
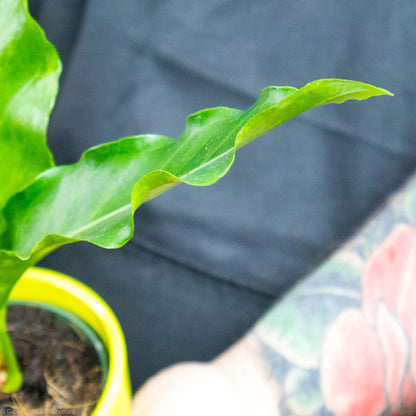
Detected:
left=0, top=0, right=392, bottom=393
left=256, top=254, right=363, bottom=369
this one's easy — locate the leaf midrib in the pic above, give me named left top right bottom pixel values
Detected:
left=68, top=115, right=250, bottom=241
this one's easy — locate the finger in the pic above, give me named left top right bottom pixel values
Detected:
left=131, top=362, right=248, bottom=416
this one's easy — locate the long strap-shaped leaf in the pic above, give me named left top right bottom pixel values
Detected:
left=0, top=0, right=60, bottom=212
left=1, top=80, right=391, bottom=262
left=0, top=0, right=61, bottom=391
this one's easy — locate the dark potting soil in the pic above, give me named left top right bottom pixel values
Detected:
left=0, top=304, right=104, bottom=416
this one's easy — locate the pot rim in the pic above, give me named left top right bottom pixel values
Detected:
left=9, top=266, right=131, bottom=415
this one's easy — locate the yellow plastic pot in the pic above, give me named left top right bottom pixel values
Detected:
left=9, top=267, right=131, bottom=416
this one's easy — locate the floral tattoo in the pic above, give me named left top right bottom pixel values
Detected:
left=254, top=175, right=416, bottom=416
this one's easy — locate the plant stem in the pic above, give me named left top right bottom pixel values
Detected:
left=0, top=305, right=22, bottom=392
left=0, top=256, right=36, bottom=392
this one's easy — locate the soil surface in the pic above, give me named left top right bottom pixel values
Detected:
left=0, top=304, right=104, bottom=416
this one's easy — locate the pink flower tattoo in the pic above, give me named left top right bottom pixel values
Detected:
left=321, top=225, right=416, bottom=415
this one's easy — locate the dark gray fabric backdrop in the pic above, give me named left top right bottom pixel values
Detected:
left=29, top=0, right=416, bottom=389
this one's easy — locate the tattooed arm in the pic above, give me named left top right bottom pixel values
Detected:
left=213, top=173, right=416, bottom=416
left=133, top=174, right=416, bottom=416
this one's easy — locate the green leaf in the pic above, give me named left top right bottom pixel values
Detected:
left=0, top=0, right=60, bottom=391
left=0, top=0, right=60, bottom=213
left=1, top=80, right=391, bottom=259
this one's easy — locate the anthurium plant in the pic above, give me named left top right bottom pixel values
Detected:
left=0, top=0, right=392, bottom=393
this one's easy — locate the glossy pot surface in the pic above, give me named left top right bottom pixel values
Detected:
left=9, top=267, right=131, bottom=416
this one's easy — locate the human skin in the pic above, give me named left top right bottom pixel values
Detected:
left=132, top=172, right=416, bottom=416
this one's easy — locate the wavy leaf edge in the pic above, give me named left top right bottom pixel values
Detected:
left=0, top=0, right=62, bottom=206
left=0, top=79, right=392, bottom=262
